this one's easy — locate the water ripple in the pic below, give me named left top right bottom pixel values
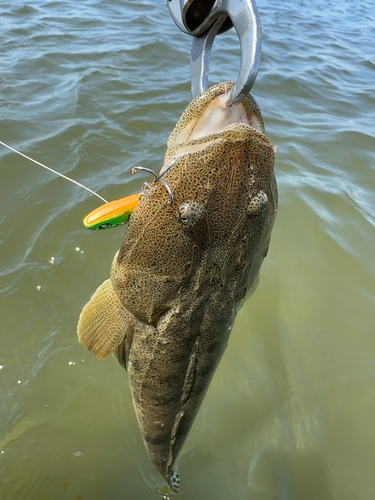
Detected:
left=1, top=0, right=375, bottom=498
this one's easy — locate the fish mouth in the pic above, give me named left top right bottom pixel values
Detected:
left=162, top=81, right=265, bottom=170
left=170, top=82, right=264, bottom=143
left=177, top=90, right=263, bottom=142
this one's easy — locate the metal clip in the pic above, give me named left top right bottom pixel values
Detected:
left=168, top=0, right=262, bottom=106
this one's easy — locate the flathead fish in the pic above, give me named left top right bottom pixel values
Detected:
left=78, top=81, right=277, bottom=492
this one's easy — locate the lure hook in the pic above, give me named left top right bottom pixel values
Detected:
left=132, top=164, right=175, bottom=205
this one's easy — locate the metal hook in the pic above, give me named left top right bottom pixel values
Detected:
left=158, top=156, right=179, bottom=180
left=132, top=166, right=157, bottom=185
left=169, top=0, right=262, bottom=106
left=131, top=164, right=175, bottom=205
left=158, top=179, right=174, bottom=205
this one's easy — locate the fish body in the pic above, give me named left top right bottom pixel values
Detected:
left=78, top=82, right=277, bottom=491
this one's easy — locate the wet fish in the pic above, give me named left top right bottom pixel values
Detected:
left=77, top=82, right=277, bottom=492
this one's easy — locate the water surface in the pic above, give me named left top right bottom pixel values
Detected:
left=1, top=1, right=375, bottom=499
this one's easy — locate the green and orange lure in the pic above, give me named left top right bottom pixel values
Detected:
left=83, top=193, right=142, bottom=230
left=0, top=140, right=143, bottom=231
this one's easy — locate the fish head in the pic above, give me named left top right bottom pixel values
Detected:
left=111, top=81, right=276, bottom=328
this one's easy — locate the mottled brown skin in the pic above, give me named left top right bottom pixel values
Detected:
left=77, top=82, right=277, bottom=491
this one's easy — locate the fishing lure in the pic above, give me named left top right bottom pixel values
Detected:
left=83, top=193, right=142, bottom=230
left=83, top=162, right=179, bottom=231
left=0, top=140, right=175, bottom=232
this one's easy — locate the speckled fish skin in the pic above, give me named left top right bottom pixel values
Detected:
left=77, top=82, right=277, bottom=491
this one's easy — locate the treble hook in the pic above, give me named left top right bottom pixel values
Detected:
left=132, top=164, right=175, bottom=205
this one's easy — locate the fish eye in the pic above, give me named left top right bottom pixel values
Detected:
left=98, top=222, right=112, bottom=229
left=177, top=200, right=205, bottom=228
left=248, top=190, right=269, bottom=214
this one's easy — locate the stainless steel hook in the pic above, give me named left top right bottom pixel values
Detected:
left=132, top=164, right=175, bottom=205
left=168, top=0, right=262, bottom=106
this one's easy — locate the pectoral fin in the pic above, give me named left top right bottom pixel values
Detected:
left=77, top=279, right=134, bottom=360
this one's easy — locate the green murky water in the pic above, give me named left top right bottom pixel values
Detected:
left=1, top=1, right=374, bottom=499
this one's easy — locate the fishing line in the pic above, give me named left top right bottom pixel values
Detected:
left=0, top=140, right=108, bottom=204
